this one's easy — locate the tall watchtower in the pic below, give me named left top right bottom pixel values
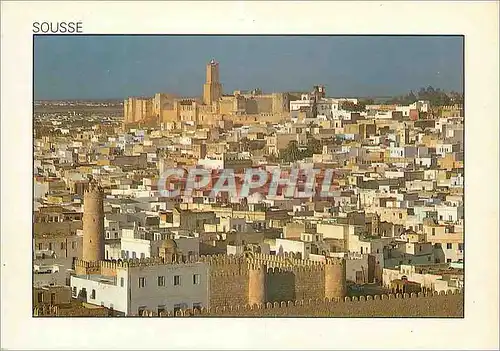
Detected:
left=203, top=59, right=223, bottom=106
left=82, top=180, right=105, bottom=262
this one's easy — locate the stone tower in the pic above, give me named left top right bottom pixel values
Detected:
left=82, top=180, right=105, bottom=262
left=324, top=258, right=347, bottom=300
left=271, top=93, right=291, bottom=114
left=203, top=59, right=223, bottom=106
left=248, top=263, right=266, bottom=306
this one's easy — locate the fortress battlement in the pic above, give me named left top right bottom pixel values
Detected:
left=250, top=252, right=335, bottom=268
left=35, top=289, right=463, bottom=317
left=74, top=254, right=344, bottom=277
left=211, top=269, right=250, bottom=278
left=199, top=254, right=246, bottom=266
left=264, top=265, right=325, bottom=274
left=132, top=289, right=464, bottom=318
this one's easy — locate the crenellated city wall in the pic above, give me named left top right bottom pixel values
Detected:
left=74, top=253, right=347, bottom=308
left=135, top=290, right=464, bottom=318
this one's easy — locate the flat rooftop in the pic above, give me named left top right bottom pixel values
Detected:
left=74, top=274, right=117, bottom=285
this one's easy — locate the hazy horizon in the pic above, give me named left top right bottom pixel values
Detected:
left=34, top=35, right=464, bottom=100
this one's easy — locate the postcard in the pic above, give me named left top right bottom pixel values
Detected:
left=1, top=1, right=498, bottom=350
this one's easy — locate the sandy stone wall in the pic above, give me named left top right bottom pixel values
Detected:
left=294, top=266, right=326, bottom=301
left=209, top=270, right=249, bottom=308
left=140, top=290, right=464, bottom=317
left=34, top=220, right=82, bottom=236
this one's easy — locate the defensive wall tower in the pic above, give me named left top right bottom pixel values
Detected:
left=248, top=263, right=267, bottom=306
left=324, top=258, right=347, bottom=300
left=82, top=181, right=105, bottom=262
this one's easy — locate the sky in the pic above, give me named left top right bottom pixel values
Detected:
left=34, top=35, right=463, bottom=100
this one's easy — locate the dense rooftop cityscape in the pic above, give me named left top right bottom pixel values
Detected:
left=33, top=58, right=464, bottom=317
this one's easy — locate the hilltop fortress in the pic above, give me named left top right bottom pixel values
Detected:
left=123, top=59, right=296, bottom=128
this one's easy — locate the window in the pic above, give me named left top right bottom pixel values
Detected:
left=72, top=241, right=76, bottom=249
left=37, top=292, right=43, bottom=303
left=60, top=242, right=65, bottom=250
left=91, top=289, right=96, bottom=299
left=139, top=277, right=146, bottom=288
left=158, top=276, right=165, bottom=287
left=173, top=275, right=181, bottom=286
left=399, top=213, right=403, bottom=219
left=432, top=228, right=436, bottom=236
left=376, top=249, right=380, bottom=254
left=446, top=259, right=452, bottom=263
left=38, top=243, right=42, bottom=250
left=120, top=277, right=124, bottom=287
left=48, top=243, right=52, bottom=250
left=446, top=243, right=453, bottom=250
left=193, top=274, right=200, bottom=285
left=458, top=243, right=463, bottom=251
left=132, top=252, right=137, bottom=259
left=121, top=250, right=126, bottom=259
left=72, top=286, right=77, bottom=297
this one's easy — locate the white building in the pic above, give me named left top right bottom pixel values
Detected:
left=409, top=100, right=430, bottom=113
left=274, top=238, right=311, bottom=259
left=382, top=265, right=462, bottom=293
left=106, top=236, right=200, bottom=261
left=435, top=143, right=461, bottom=157
left=105, top=237, right=151, bottom=260
left=71, top=262, right=209, bottom=316
left=436, top=205, right=464, bottom=222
